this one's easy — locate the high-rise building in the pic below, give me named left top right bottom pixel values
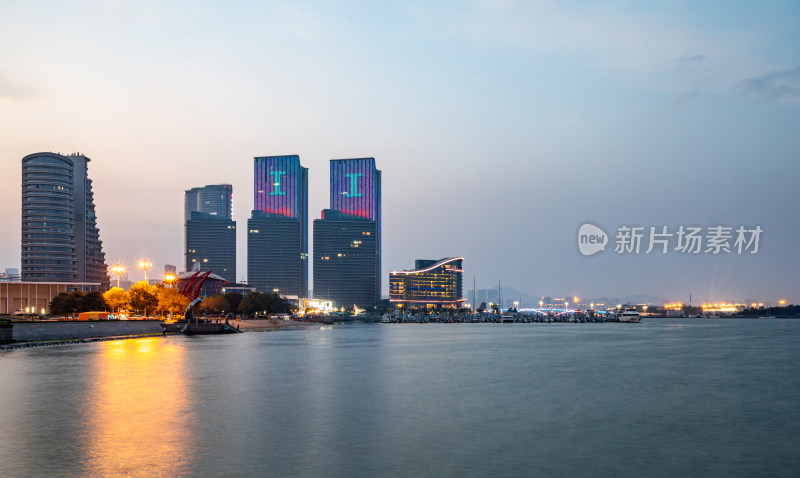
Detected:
left=21, top=152, right=109, bottom=288
left=389, top=258, right=465, bottom=308
left=184, top=185, right=236, bottom=282
left=313, top=158, right=381, bottom=307
left=184, top=184, right=232, bottom=221
left=248, top=155, right=308, bottom=297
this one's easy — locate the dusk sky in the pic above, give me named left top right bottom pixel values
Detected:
left=1, top=1, right=798, bottom=304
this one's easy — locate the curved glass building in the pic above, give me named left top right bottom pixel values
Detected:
left=21, top=152, right=109, bottom=287
left=389, top=258, right=464, bottom=308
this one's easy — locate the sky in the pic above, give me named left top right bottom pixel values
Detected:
left=1, top=0, right=799, bottom=305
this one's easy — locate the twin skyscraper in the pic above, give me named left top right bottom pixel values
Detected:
left=185, top=156, right=381, bottom=307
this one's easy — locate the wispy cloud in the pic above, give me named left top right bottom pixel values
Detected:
left=738, top=65, right=800, bottom=101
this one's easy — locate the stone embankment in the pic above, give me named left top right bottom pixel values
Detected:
left=10, top=320, right=165, bottom=342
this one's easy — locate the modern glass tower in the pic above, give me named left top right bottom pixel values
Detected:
left=184, top=184, right=236, bottom=282
left=184, top=184, right=232, bottom=221
left=21, top=152, right=109, bottom=287
left=313, top=158, right=381, bottom=307
left=247, top=155, right=308, bottom=297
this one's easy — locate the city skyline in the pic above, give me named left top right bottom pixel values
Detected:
left=1, top=2, right=798, bottom=302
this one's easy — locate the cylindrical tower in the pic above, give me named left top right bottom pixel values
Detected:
left=21, top=153, right=77, bottom=281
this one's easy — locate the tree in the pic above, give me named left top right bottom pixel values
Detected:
left=224, top=292, right=243, bottom=314
left=238, top=291, right=293, bottom=316
left=157, top=287, right=189, bottom=317
left=50, top=292, right=77, bottom=318
left=238, top=292, right=264, bottom=316
left=129, top=281, right=158, bottom=317
left=104, top=287, right=130, bottom=313
left=80, top=291, right=108, bottom=312
left=198, top=294, right=229, bottom=315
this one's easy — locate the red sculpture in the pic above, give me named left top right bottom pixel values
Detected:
left=179, top=270, right=213, bottom=301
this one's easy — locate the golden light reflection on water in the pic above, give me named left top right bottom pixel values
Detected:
left=81, top=338, right=194, bottom=477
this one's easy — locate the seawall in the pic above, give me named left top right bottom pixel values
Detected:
left=12, top=320, right=164, bottom=342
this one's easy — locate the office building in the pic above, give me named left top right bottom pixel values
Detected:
left=185, top=185, right=236, bottom=282
left=313, top=158, right=381, bottom=307
left=248, top=155, right=308, bottom=296
left=184, top=184, right=232, bottom=221
left=21, top=152, right=109, bottom=288
left=389, top=258, right=464, bottom=308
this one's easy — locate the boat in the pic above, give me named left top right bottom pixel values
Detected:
left=619, top=308, right=640, bottom=323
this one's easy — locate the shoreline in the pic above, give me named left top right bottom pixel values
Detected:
left=1, top=319, right=322, bottom=351
left=0, top=332, right=170, bottom=351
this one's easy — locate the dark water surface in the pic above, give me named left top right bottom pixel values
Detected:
left=2, top=319, right=799, bottom=477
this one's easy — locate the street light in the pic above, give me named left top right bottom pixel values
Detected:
left=164, top=274, right=176, bottom=288
left=138, top=260, right=152, bottom=283
left=112, top=265, right=125, bottom=288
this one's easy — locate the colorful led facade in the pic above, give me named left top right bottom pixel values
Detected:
left=254, top=155, right=307, bottom=220
left=313, top=158, right=381, bottom=307
left=330, top=158, right=380, bottom=221
left=389, top=258, right=465, bottom=308
left=249, top=155, right=308, bottom=297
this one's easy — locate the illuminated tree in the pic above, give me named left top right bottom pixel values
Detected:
left=198, top=294, right=229, bottom=315
left=128, top=281, right=158, bottom=318
left=157, top=287, right=190, bottom=316
left=103, top=288, right=129, bottom=313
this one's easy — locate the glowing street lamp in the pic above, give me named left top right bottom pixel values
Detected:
left=164, top=274, right=177, bottom=288
left=112, top=265, right=125, bottom=288
left=139, top=260, right=152, bottom=283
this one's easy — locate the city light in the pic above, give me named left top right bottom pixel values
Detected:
left=138, top=260, right=152, bottom=282
left=164, top=274, right=176, bottom=288
left=112, top=265, right=125, bottom=288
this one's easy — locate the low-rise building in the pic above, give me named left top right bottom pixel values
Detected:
left=0, top=282, right=103, bottom=315
left=389, top=257, right=464, bottom=309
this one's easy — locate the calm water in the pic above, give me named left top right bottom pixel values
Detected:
left=2, top=319, right=799, bottom=477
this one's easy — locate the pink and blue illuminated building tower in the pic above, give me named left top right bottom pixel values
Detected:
left=248, top=155, right=308, bottom=297
left=313, top=158, right=381, bottom=307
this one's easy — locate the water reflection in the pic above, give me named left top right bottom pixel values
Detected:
left=79, top=338, right=194, bottom=477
